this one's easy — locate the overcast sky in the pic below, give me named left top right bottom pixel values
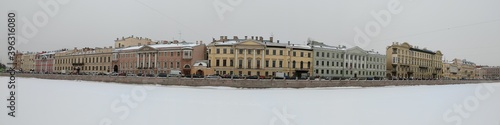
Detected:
left=1, top=0, right=499, bottom=66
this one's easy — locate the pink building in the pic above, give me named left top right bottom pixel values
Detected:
left=112, top=41, right=207, bottom=75
left=35, top=52, right=55, bottom=73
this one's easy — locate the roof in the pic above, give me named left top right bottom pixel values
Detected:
left=114, top=43, right=199, bottom=52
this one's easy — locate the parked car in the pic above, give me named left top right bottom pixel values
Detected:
left=145, top=74, right=155, bottom=77
left=158, top=73, right=168, bottom=77
left=137, top=73, right=143, bottom=77
left=206, top=75, right=221, bottom=79
left=111, top=72, right=119, bottom=76
left=126, top=73, right=136, bottom=77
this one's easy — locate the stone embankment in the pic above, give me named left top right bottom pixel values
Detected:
left=2, top=73, right=499, bottom=88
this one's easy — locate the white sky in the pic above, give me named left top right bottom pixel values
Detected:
left=1, top=0, right=499, bottom=66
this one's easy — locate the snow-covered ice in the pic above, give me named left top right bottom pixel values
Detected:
left=1, top=77, right=500, bottom=125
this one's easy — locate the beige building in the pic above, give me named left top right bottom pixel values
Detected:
left=386, top=42, right=443, bottom=80
left=54, top=47, right=113, bottom=74
left=442, top=59, right=477, bottom=80
left=115, top=35, right=154, bottom=48
left=20, top=52, right=36, bottom=72
left=208, top=36, right=313, bottom=78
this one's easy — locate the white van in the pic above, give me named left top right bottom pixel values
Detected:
left=168, top=70, right=182, bottom=77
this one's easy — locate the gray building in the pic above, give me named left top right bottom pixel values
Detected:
left=310, top=41, right=386, bottom=80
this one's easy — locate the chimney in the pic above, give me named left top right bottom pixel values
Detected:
left=277, top=40, right=279, bottom=43
left=233, top=36, right=238, bottom=40
left=196, top=41, right=199, bottom=44
left=259, top=37, right=263, bottom=42
left=288, top=41, right=290, bottom=45
left=200, top=41, right=203, bottom=44
left=270, top=37, right=273, bottom=42
left=224, top=36, right=228, bottom=40
left=116, top=38, right=119, bottom=41
left=245, top=36, right=248, bottom=39
left=251, top=36, right=254, bottom=40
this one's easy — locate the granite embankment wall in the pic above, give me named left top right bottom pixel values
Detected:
left=2, top=73, right=499, bottom=88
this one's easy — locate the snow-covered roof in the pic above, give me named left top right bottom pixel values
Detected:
left=114, top=43, right=199, bottom=52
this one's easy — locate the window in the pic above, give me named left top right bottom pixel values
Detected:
left=239, top=49, right=244, bottom=54
left=308, top=53, right=311, bottom=57
left=272, top=50, right=276, bottom=55
left=266, top=50, right=269, bottom=55
left=230, top=60, right=234, bottom=67
left=316, top=52, right=320, bottom=57
left=170, top=62, right=173, bottom=68
left=176, top=62, right=180, bottom=68
left=279, top=50, right=283, bottom=55
left=216, top=59, right=220, bottom=66
left=293, top=52, right=296, bottom=57
left=238, top=60, right=243, bottom=68
left=256, top=60, right=261, bottom=68
left=223, top=49, right=227, bottom=54
left=300, top=52, right=304, bottom=57
left=177, top=52, right=180, bottom=56
left=266, top=60, right=269, bottom=67
left=247, top=60, right=252, bottom=68
left=230, top=49, right=234, bottom=54
left=217, top=49, right=220, bottom=54
left=322, top=52, right=325, bottom=57
left=279, top=61, right=283, bottom=68
left=292, top=61, right=296, bottom=68
left=223, top=59, right=227, bottom=67
left=256, top=50, right=260, bottom=55
left=170, top=52, right=174, bottom=56
left=248, top=49, right=252, bottom=54
left=272, top=61, right=276, bottom=67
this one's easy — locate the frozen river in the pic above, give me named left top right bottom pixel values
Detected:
left=1, top=77, right=500, bottom=125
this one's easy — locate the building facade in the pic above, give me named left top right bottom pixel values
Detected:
left=13, top=51, right=23, bottom=70
left=54, top=47, right=113, bottom=74
left=311, top=41, right=386, bottom=80
left=115, top=36, right=154, bottom=48
left=112, top=41, right=206, bottom=75
left=483, top=66, right=500, bottom=79
left=207, top=36, right=313, bottom=78
left=20, top=52, right=36, bottom=72
left=386, top=42, right=443, bottom=80
left=35, top=52, right=56, bottom=73
left=442, top=59, right=477, bottom=80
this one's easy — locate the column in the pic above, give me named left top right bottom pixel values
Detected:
left=142, top=53, right=145, bottom=67
left=244, top=49, right=247, bottom=69
left=148, top=53, right=151, bottom=68
left=261, top=49, right=264, bottom=69
left=253, top=49, right=256, bottom=69
left=235, top=49, right=238, bottom=68
left=154, top=53, right=158, bottom=74
left=136, top=53, right=139, bottom=67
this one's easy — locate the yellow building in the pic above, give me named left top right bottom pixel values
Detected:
left=442, top=59, right=477, bottom=80
left=54, top=47, right=113, bottom=74
left=207, top=36, right=313, bottom=78
left=386, top=42, right=443, bottom=80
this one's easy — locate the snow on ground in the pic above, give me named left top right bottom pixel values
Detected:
left=1, top=77, right=500, bottom=125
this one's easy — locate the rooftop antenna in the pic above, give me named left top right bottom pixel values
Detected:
left=178, top=31, right=182, bottom=41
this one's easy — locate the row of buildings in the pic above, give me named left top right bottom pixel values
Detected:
left=12, top=35, right=500, bottom=80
